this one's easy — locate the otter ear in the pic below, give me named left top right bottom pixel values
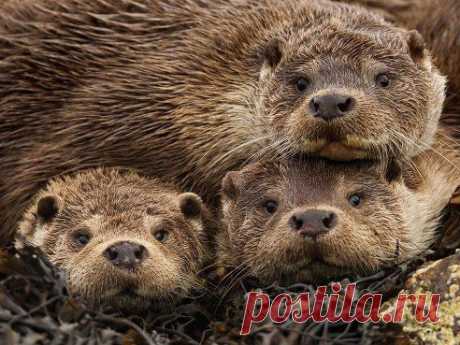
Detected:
left=384, top=159, right=402, bottom=184
left=36, top=195, right=60, bottom=222
left=260, top=39, right=283, bottom=80
left=222, top=171, right=243, bottom=199
left=178, top=192, right=203, bottom=218
left=264, top=39, right=283, bottom=68
left=407, top=30, right=426, bottom=63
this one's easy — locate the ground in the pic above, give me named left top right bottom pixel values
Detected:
left=1, top=206, right=459, bottom=345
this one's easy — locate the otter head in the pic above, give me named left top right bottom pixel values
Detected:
left=256, top=3, right=445, bottom=161
left=16, top=170, right=209, bottom=311
left=219, top=157, right=448, bottom=284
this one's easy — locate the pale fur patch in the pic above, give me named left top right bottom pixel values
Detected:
left=400, top=157, right=459, bottom=259
left=417, top=62, right=447, bottom=156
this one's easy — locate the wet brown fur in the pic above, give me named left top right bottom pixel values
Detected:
left=15, top=168, right=216, bottom=311
left=0, top=0, right=446, bottom=242
left=406, top=0, right=460, bottom=145
left=338, top=0, right=460, bottom=140
left=337, top=0, right=460, bottom=240
left=218, top=134, right=460, bottom=284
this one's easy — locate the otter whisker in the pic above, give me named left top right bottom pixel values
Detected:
left=215, top=265, right=252, bottom=309
left=391, top=129, right=460, bottom=173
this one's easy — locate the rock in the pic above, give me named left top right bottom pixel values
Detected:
left=374, top=252, right=460, bottom=345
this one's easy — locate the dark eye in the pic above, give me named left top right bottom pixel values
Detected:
left=295, top=77, right=309, bottom=92
left=262, top=200, right=278, bottom=215
left=154, top=230, right=169, bottom=243
left=73, top=231, right=90, bottom=246
left=348, top=194, right=362, bottom=207
left=375, top=73, right=390, bottom=87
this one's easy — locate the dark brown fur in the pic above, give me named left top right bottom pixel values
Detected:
left=218, top=137, right=460, bottom=284
left=0, top=0, right=446, bottom=242
left=15, top=168, right=216, bottom=311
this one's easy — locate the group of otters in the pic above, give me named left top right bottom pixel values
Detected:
left=2, top=0, right=460, bottom=311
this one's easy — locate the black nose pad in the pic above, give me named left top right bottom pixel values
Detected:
left=309, top=94, right=355, bottom=120
left=103, top=241, right=148, bottom=270
left=289, top=210, right=337, bottom=238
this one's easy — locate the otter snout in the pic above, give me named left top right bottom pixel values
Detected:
left=103, top=241, right=148, bottom=270
left=309, top=93, right=355, bottom=121
left=288, top=209, right=337, bottom=238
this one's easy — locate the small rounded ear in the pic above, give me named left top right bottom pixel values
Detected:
left=263, top=38, right=283, bottom=68
left=222, top=171, right=242, bottom=199
left=178, top=193, right=203, bottom=218
left=407, top=30, right=426, bottom=63
left=37, top=195, right=59, bottom=222
left=260, top=38, right=283, bottom=81
left=385, top=159, right=402, bottom=184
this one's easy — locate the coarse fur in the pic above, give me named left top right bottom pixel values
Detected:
left=406, top=0, right=460, bottom=145
left=338, top=0, right=460, bottom=139
left=217, top=134, right=460, bottom=284
left=0, top=0, right=446, bottom=242
left=15, top=168, right=216, bottom=311
left=337, top=0, right=460, bottom=239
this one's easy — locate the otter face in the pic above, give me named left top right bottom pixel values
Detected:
left=257, top=10, right=445, bottom=161
left=16, top=171, right=208, bottom=311
left=220, top=159, right=426, bottom=284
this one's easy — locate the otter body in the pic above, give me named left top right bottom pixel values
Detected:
left=218, top=137, right=460, bottom=283
left=15, top=168, right=215, bottom=311
left=0, top=0, right=446, bottom=241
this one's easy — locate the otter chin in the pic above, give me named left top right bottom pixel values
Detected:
left=298, top=127, right=388, bottom=161
left=318, top=144, right=370, bottom=161
left=15, top=169, right=215, bottom=311
left=282, top=260, right=349, bottom=283
left=99, top=287, right=153, bottom=311
left=317, top=136, right=380, bottom=160
left=272, top=246, right=352, bottom=283
left=316, top=141, right=372, bottom=161
left=301, top=133, right=386, bottom=161
left=217, top=139, right=459, bottom=285
left=97, top=286, right=173, bottom=312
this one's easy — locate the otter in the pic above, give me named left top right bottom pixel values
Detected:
left=338, top=0, right=460, bottom=131
left=217, top=137, right=460, bottom=284
left=0, top=0, right=446, bottom=242
left=15, top=168, right=215, bottom=311
left=388, top=0, right=460, bottom=144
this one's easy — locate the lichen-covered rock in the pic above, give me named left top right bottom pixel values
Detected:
left=375, top=251, right=460, bottom=345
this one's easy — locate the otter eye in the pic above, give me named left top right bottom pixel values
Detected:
left=375, top=73, right=390, bottom=88
left=73, top=231, right=90, bottom=246
left=348, top=194, right=362, bottom=207
left=154, top=230, right=169, bottom=243
left=295, top=77, right=309, bottom=92
left=262, top=200, right=278, bottom=215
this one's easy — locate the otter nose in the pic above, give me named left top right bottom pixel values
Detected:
left=288, top=210, right=337, bottom=238
left=309, top=94, right=355, bottom=120
left=103, top=241, right=148, bottom=270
